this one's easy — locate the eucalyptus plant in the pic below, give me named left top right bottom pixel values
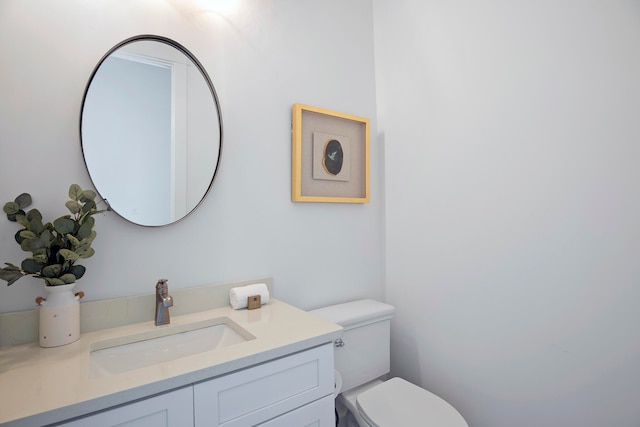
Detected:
left=0, top=184, right=107, bottom=286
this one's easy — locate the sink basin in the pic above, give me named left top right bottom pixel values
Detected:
left=90, top=317, right=254, bottom=375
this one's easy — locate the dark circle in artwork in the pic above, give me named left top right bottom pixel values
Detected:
left=323, top=139, right=344, bottom=175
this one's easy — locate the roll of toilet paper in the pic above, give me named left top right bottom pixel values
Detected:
left=229, top=283, right=270, bottom=310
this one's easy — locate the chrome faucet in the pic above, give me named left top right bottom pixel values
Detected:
left=155, top=279, right=173, bottom=326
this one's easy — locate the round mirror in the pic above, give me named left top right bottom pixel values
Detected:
left=80, top=35, right=222, bottom=226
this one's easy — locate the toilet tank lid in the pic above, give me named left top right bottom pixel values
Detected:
left=309, top=299, right=395, bottom=328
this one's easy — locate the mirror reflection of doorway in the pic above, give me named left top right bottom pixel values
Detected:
left=83, top=55, right=173, bottom=224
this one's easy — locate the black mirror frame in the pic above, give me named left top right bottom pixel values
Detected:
left=79, top=34, right=223, bottom=227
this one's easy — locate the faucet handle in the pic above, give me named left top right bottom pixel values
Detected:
left=163, top=294, right=174, bottom=308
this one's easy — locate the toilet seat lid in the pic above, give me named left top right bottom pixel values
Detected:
left=356, top=378, right=468, bottom=427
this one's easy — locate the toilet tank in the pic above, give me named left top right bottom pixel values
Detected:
left=309, top=299, right=395, bottom=393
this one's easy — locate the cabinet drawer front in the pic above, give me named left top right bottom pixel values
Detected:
left=57, top=386, right=194, bottom=427
left=257, top=395, right=335, bottom=427
left=194, top=344, right=334, bottom=427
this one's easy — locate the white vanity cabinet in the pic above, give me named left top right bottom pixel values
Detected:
left=54, top=344, right=334, bottom=427
left=57, top=386, right=194, bottom=427
left=194, top=343, right=334, bottom=426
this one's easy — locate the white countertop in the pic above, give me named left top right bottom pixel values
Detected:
left=0, top=299, right=342, bottom=427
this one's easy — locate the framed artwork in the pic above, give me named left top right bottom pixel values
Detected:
left=291, top=103, right=370, bottom=203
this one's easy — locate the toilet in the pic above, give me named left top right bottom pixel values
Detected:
left=310, top=299, right=468, bottom=427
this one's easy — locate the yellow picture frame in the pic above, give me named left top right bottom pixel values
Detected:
left=291, top=103, right=370, bottom=203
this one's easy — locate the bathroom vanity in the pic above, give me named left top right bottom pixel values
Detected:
left=0, top=298, right=342, bottom=427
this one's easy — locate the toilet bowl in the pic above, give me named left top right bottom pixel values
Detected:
left=335, top=377, right=466, bottom=427
left=359, top=378, right=466, bottom=426
left=310, top=299, right=468, bottom=427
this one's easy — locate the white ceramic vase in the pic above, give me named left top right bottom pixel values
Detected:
left=36, top=283, right=84, bottom=347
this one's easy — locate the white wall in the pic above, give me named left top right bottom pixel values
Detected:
left=375, top=1, right=640, bottom=426
left=0, top=0, right=384, bottom=312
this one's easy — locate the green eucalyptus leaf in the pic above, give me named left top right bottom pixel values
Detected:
left=0, top=267, right=25, bottom=286
left=28, top=217, right=44, bottom=235
left=69, top=264, right=86, bottom=280
left=19, top=230, right=37, bottom=240
left=2, top=262, right=20, bottom=269
left=69, top=184, right=83, bottom=201
left=32, top=253, right=48, bottom=263
left=41, top=264, right=62, bottom=278
left=80, top=190, right=97, bottom=203
left=3, top=202, right=19, bottom=215
left=83, top=216, right=95, bottom=228
left=58, top=249, right=79, bottom=261
left=15, top=193, right=32, bottom=209
left=53, top=217, right=75, bottom=235
left=22, top=258, right=43, bottom=274
left=80, top=230, right=97, bottom=245
left=32, top=247, right=48, bottom=255
left=67, top=234, right=80, bottom=247
left=59, top=273, right=77, bottom=284
left=26, top=209, right=42, bottom=222
left=76, top=246, right=95, bottom=259
left=65, top=200, right=82, bottom=214
left=77, top=222, right=93, bottom=240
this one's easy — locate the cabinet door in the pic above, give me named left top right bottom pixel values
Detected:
left=257, top=395, right=335, bottom=427
left=59, top=386, right=193, bottom=427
